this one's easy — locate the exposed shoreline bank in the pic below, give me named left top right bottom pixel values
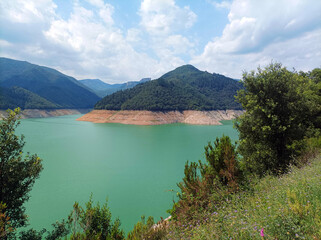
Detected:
left=0, top=109, right=91, bottom=120
left=77, top=110, right=243, bottom=125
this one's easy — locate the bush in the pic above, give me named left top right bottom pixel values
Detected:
left=127, top=215, right=167, bottom=240
left=171, top=136, right=243, bottom=223
left=68, top=195, right=124, bottom=240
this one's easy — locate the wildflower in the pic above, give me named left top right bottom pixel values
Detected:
left=260, top=228, right=264, bottom=237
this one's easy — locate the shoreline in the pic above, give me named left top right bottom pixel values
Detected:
left=77, top=110, right=243, bottom=125
left=0, top=109, right=91, bottom=120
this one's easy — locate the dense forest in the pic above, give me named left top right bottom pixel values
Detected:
left=95, top=65, right=243, bottom=111
left=0, top=86, right=60, bottom=109
left=0, top=58, right=101, bottom=109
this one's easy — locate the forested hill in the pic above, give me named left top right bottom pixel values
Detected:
left=0, top=58, right=101, bottom=109
left=94, top=65, right=243, bottom=111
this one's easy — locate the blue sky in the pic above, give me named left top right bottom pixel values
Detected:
left=0, top=0, right=320, bottom=83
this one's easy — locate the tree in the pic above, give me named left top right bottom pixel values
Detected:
left=0, top=108, right=43, bottom=237
left=235, top=63, right=319, bottom=176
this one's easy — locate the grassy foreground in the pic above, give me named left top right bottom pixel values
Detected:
left=167, top=155, right=321, bottom=240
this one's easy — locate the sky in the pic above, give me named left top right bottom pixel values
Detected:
left=0, top=0, right=320, bottom=84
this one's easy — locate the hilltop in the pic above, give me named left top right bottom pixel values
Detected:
left=94, top=65, right=243, bottom=111
left=0, top=58, right=100, bottom=109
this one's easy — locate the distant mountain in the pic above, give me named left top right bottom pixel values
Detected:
left=0, top=58, right=101, bottom=109
left=79, top=78, right=151, bottom=97
left=95, top=65, right=243, bottom=111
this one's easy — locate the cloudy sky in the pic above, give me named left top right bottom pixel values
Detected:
left=0, top=0, right=320, bottom=83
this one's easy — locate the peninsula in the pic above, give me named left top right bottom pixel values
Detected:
left=78, top=65, right=243, bottom=125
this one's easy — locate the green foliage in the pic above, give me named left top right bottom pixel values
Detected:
left=235, top=63, right=319, bottom=176
left=0, top=108, right=43, bottom=231
left=68, top=195, right=124, bottom=240
left=95, top=65, right=243, bottom=111
left=172, top=136, right=242, bottom=223
left=127, top=215, right=167, bottom=240
left=19, top=228, right=46, bottom=240
left=45, top=220, right=70, bottom=240
left=0, top=86, right=59, bottom=110
left=168, top=155, right=321, bottom=239
left=0, top=203, right=13, bottom=239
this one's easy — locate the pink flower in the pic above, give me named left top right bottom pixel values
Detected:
left=260, top=228, right=264, bottom=237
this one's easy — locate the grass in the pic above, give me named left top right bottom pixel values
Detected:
left=166, top=155, right=321, bottom=240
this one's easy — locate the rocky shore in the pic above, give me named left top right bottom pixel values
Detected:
left=77, top=110, right=243, bottom=125
left=0, top=109, right=91, bottom=120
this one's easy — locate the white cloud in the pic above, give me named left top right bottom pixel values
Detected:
left=212, top=1, right=232, bottom=9
left=139, top=0, right=197, bottom=36
left=1, top=0, right=319, bottom=84
left=0, top=0, right=57, bottom=23
left=192, top=0, right=321, bottom=78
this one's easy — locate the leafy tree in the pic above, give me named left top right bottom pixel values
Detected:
left=68, top=195, right=124, bottom=240
left=0, top=108, right=43, bottom=238
left=308, top=68, right=321, bottom=129
left=235, top=63, right=319, bottom=176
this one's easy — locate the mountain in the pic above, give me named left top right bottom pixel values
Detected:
left=0, top=86, right=59, bottom=109
left=0, top=58, right=101, bottom=109
left=79, top=78, right=151, bottom=97
left=94, top=65, right=243, bottom=111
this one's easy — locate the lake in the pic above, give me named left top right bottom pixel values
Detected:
left=17, top=114, right=238, bottom=233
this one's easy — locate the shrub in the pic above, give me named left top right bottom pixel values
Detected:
left=68, top=195, right=124, bottom=240
left=171, top=136, right=242, bottom=223
left=127, top=215, right=167, bottom=240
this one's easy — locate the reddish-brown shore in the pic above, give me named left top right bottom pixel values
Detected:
left=0, top=109, right=91, bottom=120
left=77, top=110, right=243, bottom=125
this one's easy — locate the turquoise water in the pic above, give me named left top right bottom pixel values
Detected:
left=17, top=115, right=238, bottom=232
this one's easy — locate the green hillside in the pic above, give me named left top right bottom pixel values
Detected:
left=0, top=86, right=59, bottom=109
left=94, top=65, right=243, bottom=111
left=0, top=58, right=101, bottom=109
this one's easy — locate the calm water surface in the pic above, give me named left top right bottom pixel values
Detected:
left=17, top=115, right=238, bottom=232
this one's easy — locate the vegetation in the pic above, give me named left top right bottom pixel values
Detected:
left=1, top=63, right=321, bottom=239
left=168, top=154, right=321, bottom=239
left=169, top=136, right=242, bottom=223
left=0, top=86, right=59, bottom=109
left=0, top=57, right=101, bottom=109
left=95, top=65, right=243, bottom=111
left=127, top=215, right=166, bottom=240
left=235, top=63, right=320, bottom=176
left=68, top=195, right=124, bottom=240
left=0, top=108, right=43, bottom=239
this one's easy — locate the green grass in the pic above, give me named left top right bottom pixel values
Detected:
left=167, top=155, right=321, bottom=239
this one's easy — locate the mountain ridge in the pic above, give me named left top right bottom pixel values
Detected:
left=94, top=64, right=243, bottom=111
left=0, top=58, right=101, bottom=109
left=79, top=78, right=151, bottom=97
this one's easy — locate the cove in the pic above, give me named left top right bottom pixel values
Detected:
left=16, top=114, right=239, bottom=232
